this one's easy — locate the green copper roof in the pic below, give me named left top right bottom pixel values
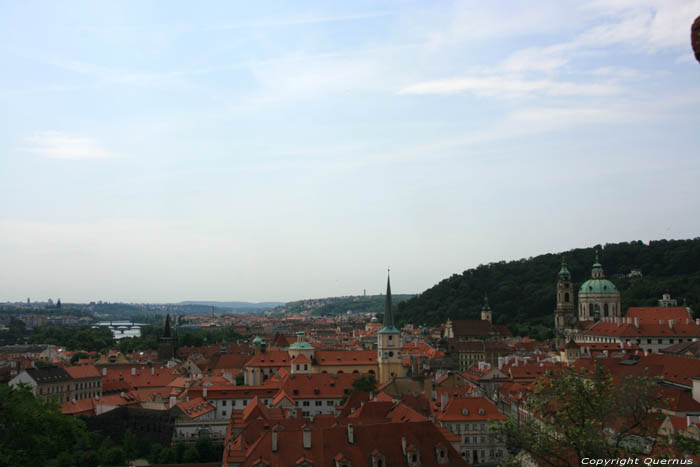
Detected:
left=378, top=326, right=399, bottom=334
left=579, top=278, right=619, bottom=294
left=289, top=341, right=314, bottom=350
left=558, top=259, right=571, bottom=281
left=252, top=336, right=264, bottom=345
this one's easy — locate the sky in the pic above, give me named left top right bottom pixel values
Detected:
left=1, top=1, right=699, bottom=303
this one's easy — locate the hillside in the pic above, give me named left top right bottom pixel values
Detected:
left=274, top=294, right=414, bottom=317
left=395, top=238, right=700, bottom=339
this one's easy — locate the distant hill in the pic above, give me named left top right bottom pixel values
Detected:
left=274, top=294, right=414, bottom=317
left=179, top=301, right=285, bottom=310
left=395, top=238, right=700, bottom=339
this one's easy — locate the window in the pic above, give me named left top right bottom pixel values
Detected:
left=388, top=335, right=393, bottom=340
left=658, top=339, right=662, bottom=344
left=304, top=364, right=308, bottom=370
left=315, top=401, right=322, bottom=406
left=222, top=410, right=227, bottom=416
left=303, top=401, right=310, bottom=406
left=222, top=400, right=227, bottom=406
left=327, top=400, right=334, bottom=406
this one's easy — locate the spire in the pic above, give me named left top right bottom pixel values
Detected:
left=382, top=269, right=395, bottom=330
left=163, top=314, right=172, bottom=338
left=482, top=292, right=490, bottom=311
left=558, top=257, right=571, bottom=281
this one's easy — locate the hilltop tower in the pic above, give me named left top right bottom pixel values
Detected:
left=158, top=314, right=176, bottom=361
left=377, top=271, right=402, bottom=384
left=554, top=258, right=576, bottom=347
left=480, top=293, right=492, bottom=323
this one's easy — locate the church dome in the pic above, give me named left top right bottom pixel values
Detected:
left=579, top=278, right=618, bottom=294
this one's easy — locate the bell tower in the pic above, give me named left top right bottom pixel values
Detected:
left=554, top=259, right=576, bottom=347
left=378, top=270, right=402, bottom=384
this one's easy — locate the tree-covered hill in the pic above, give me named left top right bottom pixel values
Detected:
left=395, top=238, right=700, bottom=338
left=274, top=294, right=414, bottom=317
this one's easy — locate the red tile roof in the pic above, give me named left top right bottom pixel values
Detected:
left=314, top=350, right=376, bottom=366
left=64, top=364, right=100, bottom=380
left=626, top=307, right=692, bottom=323
left=175, top=397, right=215, bottom=419
left=436, top=396, right=507, bottom=422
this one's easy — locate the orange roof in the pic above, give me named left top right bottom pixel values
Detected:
left=64, top=364, right=100, bottom=380
left=314, top=350, right=376, bottom=365
left=175, top=397, right=215, bottom=419
left=291, top=354, right=311, bottom=364
left=437, top=396, right=508, bottom=422
left=61, top=398, right=97, bottom=416
left=244, top=351, right=289, bottom=367
left=627, top=307, right=692, bottom=323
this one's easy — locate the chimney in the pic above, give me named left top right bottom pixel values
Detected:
left=203, top=387, right=207, bottom=398
left=102, top=368, right=107, bottom=376
left=169, top=395, right=176, bottom=407
left=634, top=318, right=640, bottom=328
left=151, top=367, right=155, bottom=375
left=271, top=426, right=279, bottom=452
left=693, top=378, right=700, bottom=404
left=302, top=427, right=311, bottom=449
left=347, top=424, right=355, bottom=444
left=131, top=367, right=136, bottom=376
left=696, top=319, right=699, bottom=325
left=402, top=436, right=407, bottom=455
left=440, top=392, right=448, bottom=410
left=668, top=320, right=674, bottom=329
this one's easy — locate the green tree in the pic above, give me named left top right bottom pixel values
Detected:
left=352, top=373, right=377, bottom=393
left=0, top=384, right=90, bottom=467
left=495, top=365, right=663, bottom=466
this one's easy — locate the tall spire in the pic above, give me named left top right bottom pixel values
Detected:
left=482, top=292, right=490, bottom=311
left=383, top=269, right=395, bottom=330
left=163, top=314, right=172, bottom=338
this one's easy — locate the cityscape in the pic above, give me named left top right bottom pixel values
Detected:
left=3, top=2, right=700, bottom=467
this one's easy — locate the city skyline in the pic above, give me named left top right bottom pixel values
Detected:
left=2, top=1, right=700, bottom=302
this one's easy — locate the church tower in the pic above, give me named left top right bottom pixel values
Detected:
left=480, top=293, right=492, bottom=323
left=378, top=271, right=402, bottom=384
left=554, top=259, right=576, bottom=347
left=158, top=314, right=175, bottom=361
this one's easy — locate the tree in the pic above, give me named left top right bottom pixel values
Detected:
left=495, top=364, right=663, bottom=466
left=352, top=373, right=377, bottom=393
left=0, top=384, right=90, bottom=467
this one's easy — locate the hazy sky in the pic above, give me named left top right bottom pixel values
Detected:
left=2, top=1, right=699, bottom=303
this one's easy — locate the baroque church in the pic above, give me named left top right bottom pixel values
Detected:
left=554, top=253, right=621, bottom=346
left=244, top=272, right=406, bottom=385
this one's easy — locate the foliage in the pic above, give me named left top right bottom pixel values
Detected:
left=0, top=384, right=91, bottom=467
left=352, top=373, right=377, bottom=393
left=274, top=294, right=414, bottom=317
left=395, top=238, right=700, bottom=332
left=118, top=323, right=244, bottom=352
left=28, top=326, right=115, bottom=352
left=494, top=365, right=663, bottom=466
left=0, top=385, right=222, bottom=466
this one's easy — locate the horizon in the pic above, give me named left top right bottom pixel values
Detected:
left=2, top=1, right=699, bottom=303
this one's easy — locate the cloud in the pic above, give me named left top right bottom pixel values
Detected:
left=398, top=76, right=620, bottom=98
left=22, top=131, right=112, bottom=160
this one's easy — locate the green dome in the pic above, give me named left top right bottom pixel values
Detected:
left=289, top=341, right=314, bottom=350
left=579, top=278, right=618, bottom=294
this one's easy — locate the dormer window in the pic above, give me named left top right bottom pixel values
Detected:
left=462, top=409, right=469, bottom=416
left=478, top=408, right=485, bottom=416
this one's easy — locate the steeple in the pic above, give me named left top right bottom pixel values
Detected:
left=558, top=257, right=571, bottom=281
left=482, top=293, right=490, bottom=311
left=382, top=269, right=395, bottom=330
left=163, top=314, right=172, bottom=338
left=481, top=292, right=492, bottom=323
